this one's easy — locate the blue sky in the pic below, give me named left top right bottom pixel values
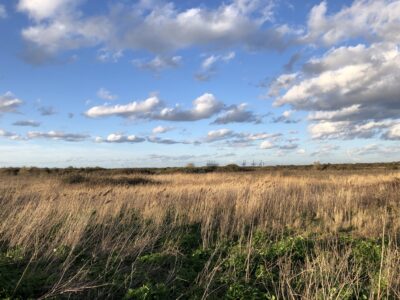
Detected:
left=0, top=0, right=399, bottom=167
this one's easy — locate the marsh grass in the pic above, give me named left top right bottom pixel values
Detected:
left=0, top=169, right=399, bottom=299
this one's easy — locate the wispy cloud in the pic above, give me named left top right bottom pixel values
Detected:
left=0, top=4, right=7, bottom=19
left=27, top=131, right=89, bottom=142
left=38, top=106, right=57, bottom=116
left=196, top=52, right=236, bottom=81
left=134, top=55, right=182, bottom=73
left=12, top=120, right=41, bottom=127
left=0, top=92, right=23, bottom=113
left=97, top=88, right=118, bottom=101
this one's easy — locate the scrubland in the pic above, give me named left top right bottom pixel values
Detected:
left=0, top=166, right=399, bottom=299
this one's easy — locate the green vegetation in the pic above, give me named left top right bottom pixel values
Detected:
left=0, top=227, right=393, bottom=299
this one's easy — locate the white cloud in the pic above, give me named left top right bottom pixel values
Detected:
left=213, top=103, right=261, bottom=124
left=272, top=110, right=299, bottom=123
left=311, top=144, right=340, bottom=157
left=201, top=55, right=219, bottom=70
left=27, top=130, right=89, bottom=142
left=0, top=92, right=23, bottom=113
left=0, top=4, right=7, bottom=18
left=19, top=0, right=293, bottom=63
left=308, top=120, right=397, bottom=140
left=17, top=0, right=80, bottom=21
left=297, top=148, right=306, bottom=154
left=383, top=123, right=400, bottom=140
left=96, top=48, right=123, bottom=63
left=86, top=93, right=223, bottom=122
left=157, top=93, right=223, bottom=121
left=86, top=96, right=161, bottom=118
left=96, top=133, right=183, bottom=144
left=203, top=129, right=282, bottom=147
left=196, top=51, right=236, bottom=80
left=102, top=133, right=145, bottom=143
left=308, top=105, right=361, bottom=121
left=273, top=42, right=400, bottom=140
left=304, top=0, right=400, bottom=46
left=275, top=44, right=400, bottom=116
left=0, top=129, right=22, bottom=140
left=260, top=140, right=274, bottom=149
left=206, top=129, right=235, bottom=142
left=97, top=88, right=118, bottom=101
left=245, top=132, right=281, bottom=141
left=152, top=126, right=174, bottom=134
left=348, top=144, right=400, bottom=156
left=134, top=55, right=182, bottom=72
left=222, top=51, right=236, bottom=61
left=268, top=73, right=298, bottom=97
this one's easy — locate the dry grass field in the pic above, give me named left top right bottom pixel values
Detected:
left=0, top=167, right=399, bottom=299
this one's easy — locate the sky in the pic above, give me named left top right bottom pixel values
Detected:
left=0, top=0, right=399, bottom=168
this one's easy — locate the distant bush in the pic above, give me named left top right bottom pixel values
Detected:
left=62, top=174, right=86, bottom=184
left=61, top=174, right=158, bottom=186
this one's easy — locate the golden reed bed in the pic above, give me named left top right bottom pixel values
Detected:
left=0, top=169, right=399, bottom=298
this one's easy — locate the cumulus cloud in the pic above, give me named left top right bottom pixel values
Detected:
left=268, top=73, right=298, bottom=97
left=205, top=128, right=235, bottom=142
left=0, top=129, right=22, bottom=140
left=27, top=130, right=89, bottom=142
left=152, top=126, right=174, bottom=134
left=157, top=93, right=224, bottom=121
left=86, top=93, right=223, bottom=121
left=260, top=140, right=298, bottom=151
left=260, top=140, right=274, bottom=149
left=97, top=133, right=145, bottom=143
left=17, top=0, right=81, bottom=21
left=85, top=93, right=225, bottom=122
left=134, top=55, right=182, bottom=72
left=18, top=0, right=295, bottom=63
left=304, top=0, right=400, bottom=46
left=12, top=120, right=41, bottom=127
left=0, top=92, right=23, bottom=113
left=97, top=88, right=118, bottom=101
left=272, top=110, right=299, bottom=123
left=261, top=0, right=400, bottom=143
left=272, top=42, right=400, bottom=140
left=382, top=123, right=400, bottom=140
left=203, top=129, right=282, bottom=147
left=95, top=133, right=185, bottom=144
left=86, top=95, right=161, bottom=118
left=212, top=103, right=261, bottom=124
